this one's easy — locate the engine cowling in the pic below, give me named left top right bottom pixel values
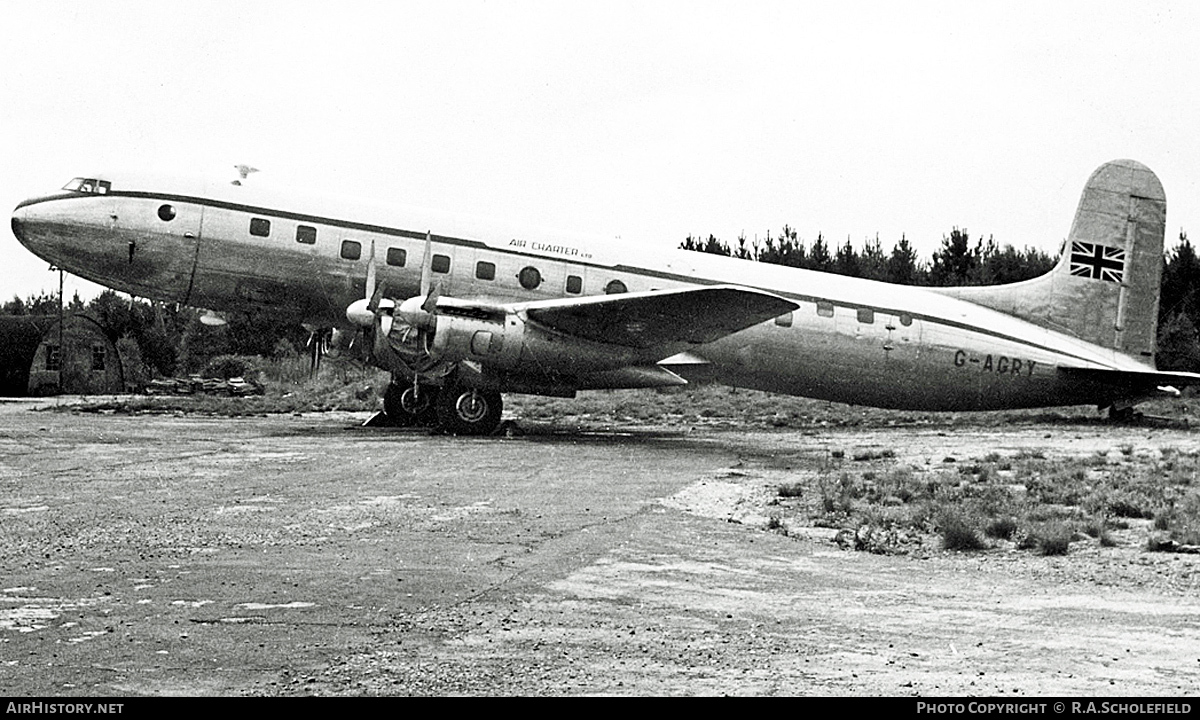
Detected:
left=427, top=306, right=645, bottom=376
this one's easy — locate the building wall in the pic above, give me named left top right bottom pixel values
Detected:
left=25, top=314, right=125, bottom=395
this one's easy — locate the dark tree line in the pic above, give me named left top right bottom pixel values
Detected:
left=2, top=290, right=307, bottom=379
left=682, top=227, right=1200, bottom=372
left=680, top=227, right=1057, bottom=286
left=1158, top=233, right=1200, bottom=371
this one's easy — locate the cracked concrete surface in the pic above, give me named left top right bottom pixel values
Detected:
left=1, top=399, right=1198, bottom=695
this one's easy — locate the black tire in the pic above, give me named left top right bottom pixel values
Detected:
left=383, top=383, right=439, bottom=427
left=434, top=385, right=503, bottom=435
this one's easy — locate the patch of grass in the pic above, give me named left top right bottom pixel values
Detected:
left=937, top=510, right=987, bottom=551
left=853, top=449, right=896, bottom=461
left=765, top=515, right=788, bottom=536
left=1035, top=523, right=1073, bottom=555
left=776, top=483, right=805, bottom=498
left=984, top=516, right=1019, bottom=540
left=1154, top=491, right=1200, bottom=546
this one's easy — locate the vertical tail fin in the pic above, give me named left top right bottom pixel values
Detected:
left=939, top=159, right=1166, bottom=366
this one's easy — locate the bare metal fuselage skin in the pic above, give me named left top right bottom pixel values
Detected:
left=9, top=173, right=1158, bottom=411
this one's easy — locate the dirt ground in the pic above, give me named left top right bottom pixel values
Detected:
left=1, top=398, right=1198, bottom=696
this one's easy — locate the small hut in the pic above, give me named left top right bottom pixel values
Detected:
left=0, top=316, right=53, bottom=396
left=0, top=313, right=125, bottom=396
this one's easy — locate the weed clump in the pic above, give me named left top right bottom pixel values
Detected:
left=776, top=483, right=804, bottom=498
left=766, top=515, right=789, bottom=536
left=937, top=511, right=987, bottom=551
left=984, top=516, right=1019, bottom=540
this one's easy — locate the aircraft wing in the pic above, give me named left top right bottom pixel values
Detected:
left=516, top=285, right=799, bottom=349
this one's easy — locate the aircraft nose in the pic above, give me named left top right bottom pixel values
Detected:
left=11, top=204, right=29, bottom=246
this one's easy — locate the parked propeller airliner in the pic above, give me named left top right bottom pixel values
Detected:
left=11, top=159, right=1200, bottom=434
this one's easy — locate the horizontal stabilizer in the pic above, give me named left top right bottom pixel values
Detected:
left=1058, top=366, right=1200, bottom=393
left=522, top=285, right=798, bottom=348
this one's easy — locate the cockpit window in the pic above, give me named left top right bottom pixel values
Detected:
left=62, top=178, right=111, bottom=195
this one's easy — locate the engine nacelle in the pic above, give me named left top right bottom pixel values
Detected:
left=428, top=307, right=646, bottom=376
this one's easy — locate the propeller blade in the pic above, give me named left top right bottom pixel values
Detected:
left=365, top=238, right=377, bottom=300
left=346, top=241, right=384, bottom=327
left=421, top=282, right=441, bottom=314
left=367, top=282, right=385, bottom=314
left=419, top=230, right=433, bottom=299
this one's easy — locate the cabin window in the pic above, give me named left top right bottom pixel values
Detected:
left=774, top=312, right=793, bottom=327
left=566, top=275, right=583, bottom=294
left=296, top=225, right=317, bottom=244
left=340, top=240, right=362, bottom=260
left=856, top=308, right=874, bottom=324
left=605, top=279, right=627, bottom=295
left=816, top=301, right=835, bottom=318
left=476, top=261, right=496, bottom=281
left=518, top=266, right=542, bottom=290
left=157, top=204, right=176, bottom=222
left=387, top=247, right=406, bottom=267
left=432, top=254, right=451, bottom=274
left=91, top=346, right=106, bottom=372
left=45, top=345, right=60, bottom=371
left=899, top=313, right=913, bottom=327
left=249, top=218, right=271, bottom=237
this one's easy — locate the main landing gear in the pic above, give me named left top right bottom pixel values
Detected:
left=382, top=382, right=439, bottom=427
left=379, top=381, right=504, bottom=435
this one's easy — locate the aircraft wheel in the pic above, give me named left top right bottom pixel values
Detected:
left=383, top=383, right=439, bottom=426
left=435, top=386, right=502, bottom=435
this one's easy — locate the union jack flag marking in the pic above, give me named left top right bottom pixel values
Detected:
left=1069, top=241, right=1126, bottom=283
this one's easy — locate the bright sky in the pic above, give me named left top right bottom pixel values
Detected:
left=3, top=1, right=1198, bottom=301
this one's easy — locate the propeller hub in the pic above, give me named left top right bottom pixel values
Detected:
left=346, top=298, right=374, bottom=327
left=397, top=296, right=435, bottom=330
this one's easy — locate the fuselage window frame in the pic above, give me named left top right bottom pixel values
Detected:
left=340, top=239, right=362, bottom=261
left=518, top=266, right=542, bottom=290
left=386, top=247, right=406, bottom=267
left=774, top=312, right=793, bottom=328
left=476, top=261, right=496, bottom=281
left=296, top=225, right=317, bottom=245
left=857, top=307, right=875, bottom=324
left=431, top=254, right=451, bottom=274
left=62, top=178, right=111, bottom=195
left=816, top=301, right=835, bottom=318
left=565, top=275, right=583, bottom=294
left=249, top=218, right=271, bottom=238
left=157, top=204, right=176, bottom=222
left=605, top=279, right=628, bottom=295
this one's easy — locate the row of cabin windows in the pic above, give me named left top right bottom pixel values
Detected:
left=247, top=217, right=628, bottom=295
left=44, top=345, right=106, bottom=372
left=774, top=304, right=914, bottom=327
